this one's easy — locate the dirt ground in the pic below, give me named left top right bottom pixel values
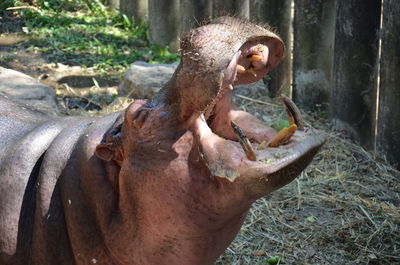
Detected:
left=1, top=34, right=399, bottom=265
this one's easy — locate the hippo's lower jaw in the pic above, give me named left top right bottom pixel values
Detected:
left=194, top=111, right=325, bottom=196
left=191, top=105, right=325, bottom=191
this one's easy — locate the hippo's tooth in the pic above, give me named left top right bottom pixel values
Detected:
left=256, top=140, right=268, bottom=150
left=246, top=67, right=257, bottom=77
left=228, top=84, right=234, bottom=90
left=230, top=120, right=257, bottom=161
left=268, top=124, right=297, bottom=147
left=249, top=54, right=263, bottom=61
left=280, top=95, right=303, bottom=130
left=236, top=64, right=246, bottom=73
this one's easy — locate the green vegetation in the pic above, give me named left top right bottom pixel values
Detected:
left=272, top=119, right=290, bottom=132
left=3, top=0, right=179, bottom=72
left=266, top=256, right=280, bottom=264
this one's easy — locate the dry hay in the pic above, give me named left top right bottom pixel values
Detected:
left=216, top=93, right=400, bottom=265
left=56, top=85, right=400, bottom=265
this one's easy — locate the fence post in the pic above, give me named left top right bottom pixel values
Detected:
left=250, top=0, right=292, bottom=97
left=212, top=0, right=249, bottom=19
left=292, top=0, right=335, bottom=113
left=148, top=0, right=180, bottom=52
left=331, top=0, right=381, bottom=149
left=107, top=0, right=119, bottom=9
left=377, top=1, right=400, bottom=168
left=120, top=0, right=148, bottom=23
left=180, top=0, right=212, bottom=37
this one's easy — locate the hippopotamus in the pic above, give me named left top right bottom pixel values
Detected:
left=0, top=17, right=325, bottom=265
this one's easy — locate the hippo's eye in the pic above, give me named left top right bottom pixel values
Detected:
left=207, top=112, right=216, bottom=126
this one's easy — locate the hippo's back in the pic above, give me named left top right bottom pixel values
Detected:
left=0, top=95, right=122, bottom=264
left=0, top=96, right=75, bottom=264
left=0, top=96, right=50, bottom=151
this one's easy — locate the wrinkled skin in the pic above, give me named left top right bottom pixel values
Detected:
left=0, top=17, right=325, bottom=265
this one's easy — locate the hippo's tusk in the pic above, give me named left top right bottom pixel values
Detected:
left=281, top=95, right=303, bottom=130
left=230, top=120, right=257, bottom=161
left=249, top=54, right=263, bottom=62
left=246, top=67, right=257, bottom=77
left=268, top=124, right=298, bottom=147
left=228, top=84, right=234, bottom=90
left=236, top=64, right=246, bottom=73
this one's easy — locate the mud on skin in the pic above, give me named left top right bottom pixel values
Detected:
left=0, top=17, right=325, bottom=265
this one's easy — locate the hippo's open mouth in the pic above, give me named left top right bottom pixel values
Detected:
left=190, top=39, right=325, bottom=182
left=202, top=39, right=297, bottom=146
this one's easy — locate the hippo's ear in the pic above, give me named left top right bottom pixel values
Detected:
left=95, top=116, right=124, bottom=163
left=95, top=142, right=117, bottom=161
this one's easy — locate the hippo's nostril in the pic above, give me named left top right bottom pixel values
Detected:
left=132, top=109, right=150, bottom=129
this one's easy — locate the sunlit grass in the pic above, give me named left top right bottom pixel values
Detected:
left=8, top=0, right=179, bottom=73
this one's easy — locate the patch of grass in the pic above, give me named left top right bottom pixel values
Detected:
left=0, top=0, right=15, bottom=11
left=9, top=0, right=179, bottom=72
left=0, top=54, right=18, bottom=63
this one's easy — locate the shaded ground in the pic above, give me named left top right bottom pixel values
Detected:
left=217, top=95, right=400, bottom=264
left=0, top=33, right=126, bottom=115
left=1, top=11, right=399, bottom=265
